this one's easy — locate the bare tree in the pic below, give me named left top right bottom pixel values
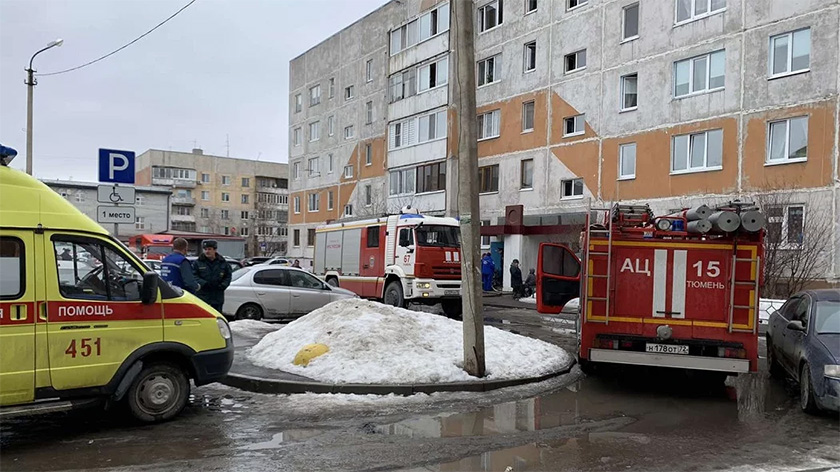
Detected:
left=251, top=203, right=287, bottom=257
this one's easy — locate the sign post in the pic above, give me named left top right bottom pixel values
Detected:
left=97, top=149, right=136, bottom=237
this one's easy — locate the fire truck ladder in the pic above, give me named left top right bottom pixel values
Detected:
left=728, top=254, right=761, bottom=334
left=583, top=205, right=614, bottom=325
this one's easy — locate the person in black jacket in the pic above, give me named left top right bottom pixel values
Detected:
left=510, top=259, right=523, bottom=299
left=192, top=240, right=232, bottom=313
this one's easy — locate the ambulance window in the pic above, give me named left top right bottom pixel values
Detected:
left=367, top=226, right=380, bottom=248
left=0, top=237, right=24, bottom=300
left=53, top=239, right=143, bottom=301
left=541, top=245, right=580, bottom=278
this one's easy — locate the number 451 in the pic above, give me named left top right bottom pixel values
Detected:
left=65, top=338, right=102, bottom=358
left=692, top=261, right=720, bottom=278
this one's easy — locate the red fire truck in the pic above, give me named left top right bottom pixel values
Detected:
left=313, top=209, right=463, bottom=317
left=130, top=234, right=174, bottom=260
left=537, top=203, right=765, bottom=374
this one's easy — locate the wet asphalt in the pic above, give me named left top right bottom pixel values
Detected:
left=1, top=307, right=838, bottom=472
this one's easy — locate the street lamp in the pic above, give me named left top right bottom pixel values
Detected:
left=25, top=38, right=63, bottom=176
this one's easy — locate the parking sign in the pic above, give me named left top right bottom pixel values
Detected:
left=98, top=149, right=135, bottom=184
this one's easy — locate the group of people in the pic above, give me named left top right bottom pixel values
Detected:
left=160, top=238, right=232, bottom=312
left=480, top=252, right=536, bottom=299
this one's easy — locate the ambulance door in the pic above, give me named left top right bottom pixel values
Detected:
left=0, top=232, right=36, bottom=405
left=45, top=234, right=163, bottom=391
left=536, top=243, right=581, bottom=314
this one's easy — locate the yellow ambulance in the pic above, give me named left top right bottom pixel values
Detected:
left=0, top=157, right=233, bottom=423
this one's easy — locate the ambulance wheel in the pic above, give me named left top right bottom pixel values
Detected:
left=126, top=362, right=190, bottom=423
left=442, top=300, right=462, bottom=319
left=236, top=303, right=263, bottom=321
left=383, top=282, right=405, bottom=308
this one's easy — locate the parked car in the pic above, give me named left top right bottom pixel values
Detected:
left=141, top=259, right=162, bottom=274
left=222, top=266, right=356, bottom=320
left=263, top=257, right=292, bottom=266
left=242, top=256, right=270, bottom=266
left=186, top=256, right=243, bottom=273
left=767, top=289, right=840, bottom=414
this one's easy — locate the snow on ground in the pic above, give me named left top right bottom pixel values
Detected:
left=516, top=296, right=580, bottom=310
left=519, top=295, right=536, bottom=304
left=247, top=299, right=572, bottom=384
left=759, top=298, right=786, bottom=325
left=230, top=319, right=281, bottom=338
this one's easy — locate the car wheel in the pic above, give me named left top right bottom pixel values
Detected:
left=800, top=363, right=819, bottom=414
left=236, top=303, right=263, bottom=321
left=126, top=362, right=190, bottom=423
left=383, top=282, right=405, bottom=308
left=326, top=277, right=339, bottom=287
left=766, top=336, right=782, bottom=378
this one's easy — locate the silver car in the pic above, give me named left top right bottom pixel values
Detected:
left=222, top=266, right=357, bottom=320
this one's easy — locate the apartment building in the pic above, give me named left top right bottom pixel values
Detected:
left=135, top=148, right=289, bottom=257
left=290, top=0, right=840, bottom=287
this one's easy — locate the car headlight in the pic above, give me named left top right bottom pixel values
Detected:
left=825, top=365, right=840, bottom=379
left=217, top=318, right=231, bottom=341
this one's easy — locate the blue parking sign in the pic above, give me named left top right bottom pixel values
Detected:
left=98, top=148, right=135, bottom=184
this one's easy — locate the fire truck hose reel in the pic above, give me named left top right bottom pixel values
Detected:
left=656, top=325, right=673, bottom=340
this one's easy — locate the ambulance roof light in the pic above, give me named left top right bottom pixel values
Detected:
left=0, top=144, right=18, bottom=166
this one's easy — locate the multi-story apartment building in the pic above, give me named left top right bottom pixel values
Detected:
left=290, top=0, right=840, bottom=288
left=42, top=180, right=171, bottom=238
left=135, top=148, right=289, bottom=257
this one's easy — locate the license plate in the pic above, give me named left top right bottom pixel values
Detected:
left=444, top=290, right=460, bottom=296
left=645, top=343, right=689, bottom=355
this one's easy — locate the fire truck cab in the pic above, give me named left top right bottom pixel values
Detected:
left=538, top=203, right=764, bottom=375
left=314, top=208, right=462, bottom=317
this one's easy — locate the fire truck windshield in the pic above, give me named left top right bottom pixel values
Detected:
left=145, top=246, right=170, bottom=256
left=415, top=225, right=460, bottom=248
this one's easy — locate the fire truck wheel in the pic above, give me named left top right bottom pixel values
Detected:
left=384, top=282, right=405, bottom=308
left=441, top=300, right=462, bottom=319
left=799, top=363, right=819, bottom=414
left=326, top=277, right=339, bottom=287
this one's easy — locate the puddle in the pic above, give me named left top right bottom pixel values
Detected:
left=189, top=394, right=251, bottom=413
left=239, top=429, right=326, bottom=451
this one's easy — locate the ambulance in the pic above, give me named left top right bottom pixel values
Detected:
left=0, top=157, right=233, bottom=423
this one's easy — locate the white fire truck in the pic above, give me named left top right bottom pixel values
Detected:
left=313, top=208, right=463, bottom=317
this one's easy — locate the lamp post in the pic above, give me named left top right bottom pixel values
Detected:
left=25, top=38, right=63, bottom=176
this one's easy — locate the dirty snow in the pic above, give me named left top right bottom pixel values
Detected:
left=247, top=299, right=572, bottom=384
left=230, top=319, right=280, bottom=338
left=517, top=295, right=580, bottom=311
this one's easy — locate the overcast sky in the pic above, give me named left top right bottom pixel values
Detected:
left=0, top=0, right=386, bottom=181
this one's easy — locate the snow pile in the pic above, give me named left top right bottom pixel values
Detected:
left=230, top=319, right=280, bottom=338
left=759, top=298, right=786, bottom=325
left=247, top=299, right=572, bottom=384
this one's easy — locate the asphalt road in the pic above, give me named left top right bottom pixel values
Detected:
left=1, top=307, right=837, bottom=472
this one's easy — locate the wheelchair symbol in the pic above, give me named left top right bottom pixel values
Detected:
left=109, top=188, right=124, bottom=203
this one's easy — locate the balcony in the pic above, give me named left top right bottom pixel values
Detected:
left=172, top=196, right=196, bottom=206
left=152, top=177, right=197, bottom=189
left=171, top=214, right=195, bottom=223
left=257, top=185, right=287, bottom=194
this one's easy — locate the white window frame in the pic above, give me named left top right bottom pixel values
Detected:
left=344, top=165, right=354, bottom=178
left=293, top=196, right=301, bottom=214
left=477, top=109, right=501, bottom=140
left=221, top=192, right=230, bottom=202
left=308, top=157, right=319, bottom=177
left=567, top=0, right=588, bottom=11
left=619, top=142, right=637, bottom=180
left=673, top=49, right=725, bottom=98
left=766, top=116, right=809, bottom=165
left=344, top=204, right=354, bottom=217
left=201, top=173, right=210, bottom=183
left=221, top=175, right=231, bottom=185
left=390, top=3, right=451, bottom=55
left=293, top=127, right=302, bottom=147
left=622, top=3, right=639, bottom=43
left=345, top=85, right=355, bottom=101
left=674, top=0, right=726, bottom=26
left=522, top=100, right=535, bottom=132
left=670, top=128, right=724, bottom=174
left=366, top=101, right=374, bottom=124
left=365, top=144, right=373, bottom=166
left=366, top=59, right=374, bottom=83
left=309, top=121, right=320, bottom=142
left=364, top=185, right=372, bottom=206
left=561, top=178, right=584, bottom=199
left=327, top=191, right=334, bottom=211
left=328, top=78, right=335, bottom=98
left=523, top=41, right=537, bottom=73
left=520, top=159, right=534, bottom=189
left=328, top=116, right=335, bottom=136
left=768, top=28, right=811, bottom=79
left=344, top=125, right=355, bottom=140
left=309, top=85, right=321, bottom=106
left=307, top=193, right=320, bottom=212
left=525, top=0, right=537, bottom=14
left=327, top=154, right=334, bottom=173
left=135, top=216, right=145, bottom=230
left=564, top=49, right=586, bottom=74
left=620, top=73, right=638, bottom=111
left=389, top=167, right=416, bottom=196
left=241, top=194, right=249, bottom=204
left=201, top=191, right=210, bottom=201
left=477, top=54, right=501, bottom=87
left=294, top=94, right=302, bottom=113
left=293, top=162, right=300, bottom=180
left=417, top=56, right=449, bottom=93
left=220, top=209, right=229, bottom=220
left=563, top=114, right=585, bottom=137
left=478, top=0, right=504, bottom=34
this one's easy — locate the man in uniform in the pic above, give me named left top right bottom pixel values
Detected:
left=160, top=238, right=199, bottom=293
left=192, top=240, right=232, bottom=313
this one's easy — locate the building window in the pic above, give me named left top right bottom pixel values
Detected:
left=307, top=193, right=320, bottom=212
left=221, top=192, right=230, bottom=202
left=220, top=209, right=229, bottom=220
left=221, top=175, right=231, bottom=185
left=344, top=165, right=354, bottom=178
left=328, top=116, right=335, bottom=136
left=328, top=191, right=334, bottom=210
left=568, top=0, right=587, bottom=10
left=561, top=178, right=584, bottom=199
left=671, top=129, right=723, bottom=173
left=240, top=227, right=249, bottom=237
left=365, top=144, right=372, bottom=166
left=135, top=195, right=145, bottom=206
left=416, top=161, right=446, bottom=193
left=293, top=162, right=300, bottom=180
left=325, top=154, right=334, bottom=174
left=74, top=192, right=85, bottom=203
left=309, top=121, right=320, bottom=142
left=201, top=208, right=210, bottom=218
left=525, top=0, right=537, bottom=14
left=622, top=3, right=639, bottom=41
left=366, top=101, right=374, bottom=124
left=241, top=177, right=250, bottom=187
left=767, top=116, right=808, bottom=164
left=309, top=84, right=321, bottom=106
left=522, top=101, right=535, bottom=132
left=345, top=85, right=354, bottom=100
left=364, top=185, right=372, bottom=206
left=674, top=50, right=725, bottom=97
left=389, top=68, right=416, bottom=103
left=390, top=167, right=416, bottom=196
left=767, top=205, right=805, bottom=247
left=564, top=49, right=586, bottom=74
left=419, top=110, right=446, bottom=142
left=478, top=165, right=500, bottom=193
left=418, top=57, right=448, bottom=92
left=344, top=125, right=355, bottom=140
left=390, top=3, right=450, bottom=55
left=619, top=143, right=636, bottom=180
left=366, top=59, right=374, bottom=82
left=306, top=228, right=316, bottom=247
left=344, top=204, right=354, bottom=217
left=201, top=173, right=210, bottom=183
left=477, top=55, right=501, bottom=86
left=135, top=216, right=145, bottom=230
left=478, top=109, right=501, bottom=140
left=478, top=0, right=503, bottom=33
left=293, top=127, right=302, bottom=146
left=520, top=159, right=534, bottom=189
left=294, top=94, right=302, bottom=113
left=770, top=29, right=810, bottom=78
left=293, top=196, right=300, bottom=214
left=621, top=73, right=638, bottom=111
left=241, top=210, right=249, bottom=220
left=563, top=114, right=585, bottom=137
left=481, top=220, right=491, bottom=247
left=329, top=77, right=335, bottom=98
left=293, top=229, right=300, bottom=247
left=675, top=0, right=726, bottom=24
left=201, top=191, right=210, bottom=201
left=523, top=41, right=537, bottom=72
left=308, top=157, right=320, bottom=177
left=241, top=194, right=249, bottom=204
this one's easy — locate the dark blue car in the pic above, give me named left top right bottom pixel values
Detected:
left=767, top=289, right=840, bottom=414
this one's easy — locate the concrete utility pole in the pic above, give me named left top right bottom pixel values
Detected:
left=25, top=39, right=63, bottom=176
left=450, top=0, right=485, bottom=377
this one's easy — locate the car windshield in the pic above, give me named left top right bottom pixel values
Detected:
left=415, top=225, right=460, bottom=248
left=815, top=301, right=840, bottom=334
left=146, top=246, right=170, bottom=255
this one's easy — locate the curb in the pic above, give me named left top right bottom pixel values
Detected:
left=220, top=361, right=575, bottom=396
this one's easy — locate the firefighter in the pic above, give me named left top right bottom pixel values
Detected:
left=510, top=259, right=523, bottom=299
left=481, top=253, right=495, bottom=291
